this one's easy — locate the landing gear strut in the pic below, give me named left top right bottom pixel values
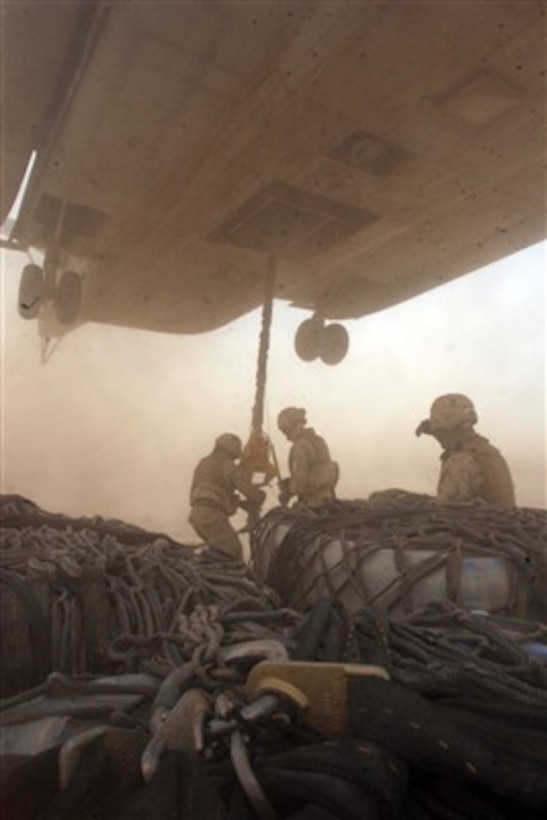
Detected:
left=294, top=315, right=349, bottom=365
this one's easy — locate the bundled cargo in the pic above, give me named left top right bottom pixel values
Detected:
left=250, top=491, right=547, bottom=622
left=2, top=493, right=547, bottom=819
left=0, top=495, right=303, bottom=697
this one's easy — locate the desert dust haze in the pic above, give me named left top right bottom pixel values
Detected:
left=1, top=243, right=545, bottom=544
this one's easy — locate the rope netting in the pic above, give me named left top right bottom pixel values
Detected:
left=2, top=492, right=547, bottom=819
left=251, top=491, right=547, bottom=621
left=0, top=495, right=303, bottom=697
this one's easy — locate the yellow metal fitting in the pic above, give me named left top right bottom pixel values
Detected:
left=246, top=661, right=389, bottom=740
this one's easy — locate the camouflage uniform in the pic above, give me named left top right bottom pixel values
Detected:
left=189, top=435, right=263, bottom=559
left=437, top=433, right=516, bottom=506
left=277, top=407, right=339, bottom=506
left=417, top=394, right=516, bottom=507
left=288, top=428, right=339, bottom=505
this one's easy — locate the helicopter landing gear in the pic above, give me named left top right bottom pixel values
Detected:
left=294, top=315, right=349, bottom=365
left=320, top=322, right=349, bottom=365
left=18, top=264, right=45, bottom=319
left=17, top=260, right=82, bottom=326
left=54, top=270, right=82, bottom=325
left=294, top=316, right=324, bottom=361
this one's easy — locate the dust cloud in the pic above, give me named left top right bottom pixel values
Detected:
left=1, top=243, right=545, bottom=544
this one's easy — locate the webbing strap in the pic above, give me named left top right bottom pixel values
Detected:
left=346, top=675, right=547, bottom=804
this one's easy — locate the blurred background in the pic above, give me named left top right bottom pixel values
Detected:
left=1, top=240, right=545, bottom=544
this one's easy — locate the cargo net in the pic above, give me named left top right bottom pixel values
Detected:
left=250, top=491, right=547, bottom=724
left=2, top=493, right=547, bottom=819
left=0, top=495, right=303, bottom=697
left=251, top=490, right=547, bottom=623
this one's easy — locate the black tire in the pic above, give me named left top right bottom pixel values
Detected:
left=320, top=322, right=349, bottom=365
left=54, top=270, right=82, bottom=325
left=294, top=317, right=323, bottom=361
left=18, top=263, right=44, bottom=319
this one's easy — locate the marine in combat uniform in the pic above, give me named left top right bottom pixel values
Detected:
left=188, top=433, right=265, bottom=560
left=277, top=406, right=339, bottom=506
left=416, top=393, right=516, bottom=507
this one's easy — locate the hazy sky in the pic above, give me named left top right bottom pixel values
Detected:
left=1, top=241, right=545, bottom=543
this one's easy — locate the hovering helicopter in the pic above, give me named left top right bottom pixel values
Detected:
left=2, top=1, right=545, bottom=365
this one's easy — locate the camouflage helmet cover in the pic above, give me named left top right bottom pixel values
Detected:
left=277, top=406, right=306, bottom=434
left=429, top=393, right=478, bottom=431
left=215, top=433, right=242, bottom=458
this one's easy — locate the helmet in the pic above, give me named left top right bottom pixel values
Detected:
left=215, top=433, right=242, bottom=458
left=429, top=394, right=477, bottom=432
left=277, top=406, right=306, bottom=435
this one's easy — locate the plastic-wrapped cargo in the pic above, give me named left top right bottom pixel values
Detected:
left=250, top=491, right=547, bottom=621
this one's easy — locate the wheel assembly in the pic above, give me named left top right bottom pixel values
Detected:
left=320, top=322, right=349, bottom=365
left=54, top=270, right=82, bottom=325
left=18, top=264, right=45, bottom=319
left=294, top=316, right=324, bottom=361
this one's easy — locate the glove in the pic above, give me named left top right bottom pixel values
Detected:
left=278, top=479, right=292, bottom=506
left=240, top=489, right=266, bottom=512
left=253, top=488, right=266, bottom=506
